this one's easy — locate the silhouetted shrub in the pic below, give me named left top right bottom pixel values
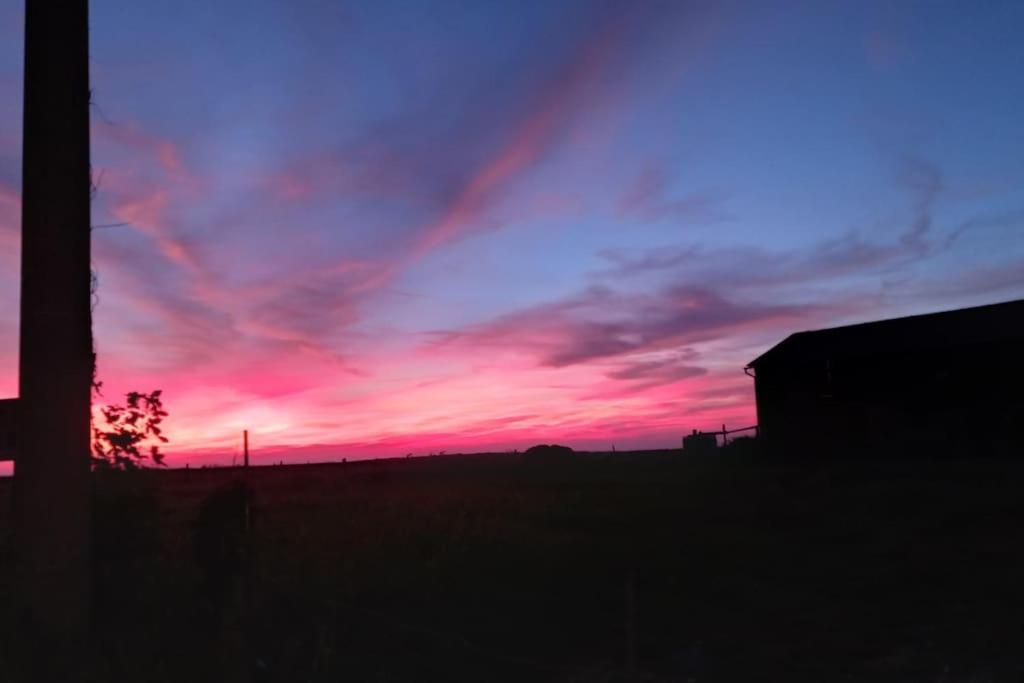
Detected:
left=92, top=389, right=169, bottom=470
left=682, top=430, right=718, bottom=456
left=719, top=436, right=760, bottom=461
left=522, top=444, right=575, bottom=461
left=193, top=480, right=254, bottom=606
left=91, top=471, right=161, bottom=618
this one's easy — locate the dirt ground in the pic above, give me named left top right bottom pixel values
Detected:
left=2, top=451, right=1024, bottom=681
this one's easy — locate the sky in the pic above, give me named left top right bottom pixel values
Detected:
left=1, top=0, right=1023, bottom=466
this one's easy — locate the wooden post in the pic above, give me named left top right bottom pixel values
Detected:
left=11, top=0, right=93, bottom=672
left=625, top=571, right=637, bottom=682
left=243, top=429, right=249, bottom=468
left=722, top=424, right=728, bottom=448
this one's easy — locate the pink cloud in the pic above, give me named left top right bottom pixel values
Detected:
left=411, top=20, right=621, bottom=258
left=93, top=121, right=197, bottom=187
left=106, top=186, right=204, bottom=271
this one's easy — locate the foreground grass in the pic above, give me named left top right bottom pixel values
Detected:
left=2, top=452, right=1024, bottom=681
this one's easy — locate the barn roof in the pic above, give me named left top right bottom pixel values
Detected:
left=747, top=298, right=1024, bottom=369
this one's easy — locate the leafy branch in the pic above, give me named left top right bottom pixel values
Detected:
left=92, top=389, right=169, bottom=470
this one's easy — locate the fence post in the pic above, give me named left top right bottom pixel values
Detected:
left=625, top=571, right=636, bottom=682
left=721, top=424, right=727, bottom=448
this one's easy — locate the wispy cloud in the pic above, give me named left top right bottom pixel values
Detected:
left=617, top=165, right=726, bottom=225
left=599, top=158, right=948, bottom=287
left=431, top=284, right=820, bottom=369
left=4, top=3, right=1024, bottom=463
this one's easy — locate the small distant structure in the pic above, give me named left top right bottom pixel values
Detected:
left=682, top=425, right=758, bottom=455
left=682, top=429, right=717, bottom=456
left=522, top=444, right=575, bottom=461
left=0, top=398, right=17, bottom=461
left=746, top=298, right=1024, bottom=458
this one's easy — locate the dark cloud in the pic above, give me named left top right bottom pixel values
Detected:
left=605, top=356, right=708, bottom=389
left=92, top=234, right=239, bottom=368
left=909, top=257, right=1024, bottom=301
left=943, top=208, right=1024, bottom=250
left=245, top=279, right=360, bottom=348
left=261, top=4, right=712, bottom=262
left=600, top=218, right=933, bottom=287
left=431, top=284, right=821, bottom=369
left=427, top=161, right=961, bottom=375
left=599, top=159, right=947, bottom=287
left=617, top=166, right=727, bottom=225
left=598, top=158, right=1023, bottom=315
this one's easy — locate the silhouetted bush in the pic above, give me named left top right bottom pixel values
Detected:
left=91, top=471, right=162, bottom=622
left=682, top=430, right=718, bottom=456
left=193, top=479, right=255, bottom=607
left=92, top=389, right=169, bottom=470
left=522, top=444, right=575, bottom=461
left=719, top=436, right=760, bottom=461
left=92, top=471, right=160, bottom=563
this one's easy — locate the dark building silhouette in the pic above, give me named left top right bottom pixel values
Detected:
left=746, top=299, right=1024, bottom=458
left=682, top=429, right=717, bottom=456
left=0, top=397, right=16, bottom=461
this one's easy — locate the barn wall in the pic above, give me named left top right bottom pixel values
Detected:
left=754, top=364, right=832, bottom=458
left=753, top=339, right=1024, bottom=458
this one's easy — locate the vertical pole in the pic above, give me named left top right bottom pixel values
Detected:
left=12, top=0, right=93, bottom=668
left=624, top=571, right=636, bottom=682
left=722, top=424, right=727, bottom=448
left=243, top=429, right=249, bottom=468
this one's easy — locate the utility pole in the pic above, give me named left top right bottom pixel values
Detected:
left=243, top=429, right=249, bottom=468
left=12, top=0, right=93, bottom=669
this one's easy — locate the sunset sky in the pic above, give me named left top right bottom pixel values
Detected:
left=1, top=1, right=1023, bottom=466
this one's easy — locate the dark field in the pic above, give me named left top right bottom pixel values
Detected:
left=3, top=452, right=1024, bottom=682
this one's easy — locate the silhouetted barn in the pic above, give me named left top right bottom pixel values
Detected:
left=746, top=299, right=1024, bottom=458
left=0, top=398, right=17, bottom=461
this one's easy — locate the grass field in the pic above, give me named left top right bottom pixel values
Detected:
left=3, top=451, right=1024, bottom=682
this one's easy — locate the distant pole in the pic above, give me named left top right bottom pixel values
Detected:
left=625, top=571, right=637, bottom=681
left=243, top=429, right=249, bottom=468
left=721, top=424, right=727, bottom=448
left=12, top=0, right=93, bottom=667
